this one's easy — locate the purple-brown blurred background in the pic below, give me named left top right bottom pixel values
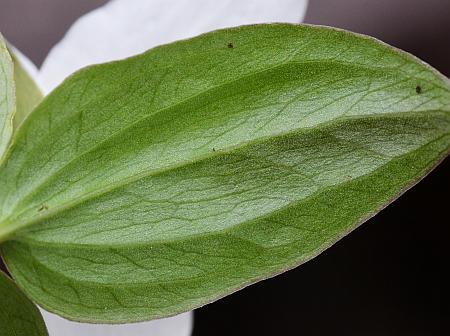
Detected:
left=1, top=1, right=449, bottom=335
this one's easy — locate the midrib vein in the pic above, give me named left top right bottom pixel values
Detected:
left=4, top=109, right=449, bottom=239
left=15, top=132, right=450, bottom=255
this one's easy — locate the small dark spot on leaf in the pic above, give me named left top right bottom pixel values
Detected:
left=38, top=204, right=48, bottom=212
left=227, top=42, right=234, bottom=49
left=416, top=85, right=422, bottom=94
left=212, top=148, right=216, bottom=152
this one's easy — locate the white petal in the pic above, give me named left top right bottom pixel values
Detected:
left=39, top=0, right=309, bottom=92
left=40, top=308, right=193, bottom=336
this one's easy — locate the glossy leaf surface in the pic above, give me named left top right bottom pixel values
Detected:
left=0, top=271, right=48, bottom=336
left=0, top=24, right=449, bottom=322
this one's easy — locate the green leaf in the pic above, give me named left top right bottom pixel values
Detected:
left=0, top=34, right=14, bottom=163
left=8, top=49, right=43, bottom=129
left=0, top=24, right=449, bottom=323
left=0, top=270, right=48, bottom=336
left=0, top=37, right=42, bottom=164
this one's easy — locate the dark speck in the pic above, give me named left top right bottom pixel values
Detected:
left=227, top=42, right=234, bottom=49
left=38, top=204, right=48, bottom=212
left=212, top=148, right=216, bottom=152
left=416, top=85, right=422, bottom=94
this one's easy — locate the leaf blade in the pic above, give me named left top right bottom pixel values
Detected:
left=0, top=24, right=449, bottom=322
left=9, top=48, right=43, bottom=129
left=0, top=34, right=14, bottom=163
left=0, top=270, right=48, bottom=336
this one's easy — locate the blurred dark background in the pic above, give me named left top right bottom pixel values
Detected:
left=0, top=1, right=449, bottom=335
